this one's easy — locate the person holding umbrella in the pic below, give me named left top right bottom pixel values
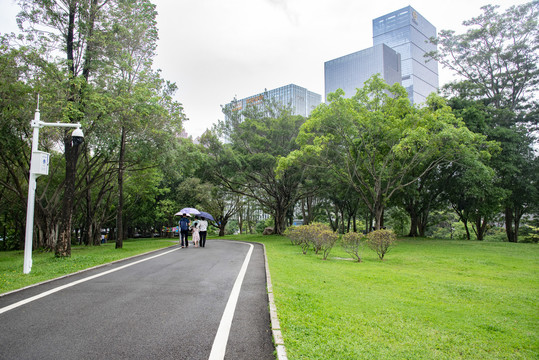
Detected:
left=178, top=214, right=190, bottom=248
left=199, top=216, right=208, bottom=247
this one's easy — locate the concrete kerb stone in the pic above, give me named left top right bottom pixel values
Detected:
left=261, top=242, right=288, bottom=360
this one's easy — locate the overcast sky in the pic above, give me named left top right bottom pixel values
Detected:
left=0, top=0, right=529, bottom=138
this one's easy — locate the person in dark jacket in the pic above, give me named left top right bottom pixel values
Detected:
left=179, top=214, right=190, bottom=248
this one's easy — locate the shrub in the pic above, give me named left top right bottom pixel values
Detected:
left=307, top=223, right=331, bottom=254
left=365, top=229, right=397, bottom=260
left=284, top=226, right=301, bottom=245
left=520, top=225, right=539, bottom=243
left=341, top=232, right=365, bottom=262
left=319, top=228, right=339, bottom=260
left=284, top=225, right=310, bottom=254
left=285, top=223, right=338, bottom=258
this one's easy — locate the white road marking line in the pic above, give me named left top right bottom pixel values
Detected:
left=0, top=248, right=180, bottom=315
left=208, top=243, right=254, bottom=360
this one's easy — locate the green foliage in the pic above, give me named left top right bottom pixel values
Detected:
left=520, top=224, right=539, bottom=243
left=284, top=226, right=301, bottom=245
left=280, top=75, right=494, bottom=231
left=365, top=229, right=397, bottom=260
left=285, top=223, right=339, bottom=259
left=225, top=220, right=240, bottom=236
left=428, top=2, right=539, bottom=112
left=205, top=99, right=307, bottom=235
left=384, top=206, right=410, bottom=237
left=284, top=225, right=310, bottom=254
left=1, top=1, right=187, bottom=252
left=319, top=227, right=339, bottom=260
left=306, top=223, right=330, bottom=255
left=429, top=2, right=539, bottom=243
left=341, top=232, right=365, bottom=262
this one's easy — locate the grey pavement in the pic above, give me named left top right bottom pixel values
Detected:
left=0, top=240, right=275, bottom=360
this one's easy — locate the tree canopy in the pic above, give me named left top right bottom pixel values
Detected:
left=279, top=75, right=496, bottom=230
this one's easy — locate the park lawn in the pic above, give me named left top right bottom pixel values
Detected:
left=1, top=234, right=537, bottom=359
left=0, top=238, right=176, bottom=294
left=225, top=234, right=539, bottom=360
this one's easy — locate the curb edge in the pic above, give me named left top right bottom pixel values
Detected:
left=261, top=242, right=288, bottom=360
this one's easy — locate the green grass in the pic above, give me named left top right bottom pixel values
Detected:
left=0, top=238, right=176, bottom=294
left=2, top=234, right=537, bottom=359
left=224, top=234, right=539, bottom=360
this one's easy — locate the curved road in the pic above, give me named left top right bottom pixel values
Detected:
left=0, top=240, right=275, bottom=360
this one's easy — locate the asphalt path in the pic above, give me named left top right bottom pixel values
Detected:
left=0, top=240, right=275, bottom=360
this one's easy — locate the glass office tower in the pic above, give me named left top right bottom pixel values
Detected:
left=373, top=6, right=438, bottom=104
left=324, top=44, right=401, bottom=101
left=225, top=84, right=321, bottom=118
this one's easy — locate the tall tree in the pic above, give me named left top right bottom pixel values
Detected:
left=429, top=2, right=538, bottom=113
left=428, top=1, right=539, bottom=241
left=279, top=76, right=495, bottom=230
left=99, top=0, right=184, bottom=248
left=17, top=0, right=113, bottom=256
left=201, top=100, right=306, bottom=235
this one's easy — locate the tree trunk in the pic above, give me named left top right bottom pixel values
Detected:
left=374, top=202, right=384, bottom=230
left=505, top=207, right=517, bottom=242
left=55, top=1, right=78, bottom=257
left=56, top=136, right=79, bottom=257
left=301, top=197, right=314, bottom=225
left=463, top=219, right=471, bottom=240
left=83, top=183, right=93, bottom=246
left=417, top=210, right=429, bottom=237
left=513, top=207, right=523, bottom=243
left=406, top=204, right=419, bottom=237
left=56, top=1, right=84, bottom=258
left=365, top=211, right=373, bottom=234
left=116, top=126, right=126, bottom=249
left=218, top=219, right=228, bottom=236
left=327, top=207, right=338, bottom=232
left=274, top=207, right=286, bottom=235
left=473, top=216, right=488, bottom=241
left=246, top=201, right=254, bottom=234
left=238, top=209, right=244, bottom=234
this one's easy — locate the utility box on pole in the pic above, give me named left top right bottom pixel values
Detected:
left=31, top=151, right=50, bottom=177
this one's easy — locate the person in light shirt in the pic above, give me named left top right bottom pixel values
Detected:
left=198, top=217, right=208, bottom=247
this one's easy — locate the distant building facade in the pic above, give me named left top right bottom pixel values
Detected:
left=324, top=44, right=401, bottom=100
left=324, top=6, right=438, bottom=104
left=225, top=84, right=321, bottom=118
left=372, top=6, right=439, bottom=104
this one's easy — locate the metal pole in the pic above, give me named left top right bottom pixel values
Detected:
left=22, top=96, right=83, bottom=274
left=23, top=106, right=41, bottom=274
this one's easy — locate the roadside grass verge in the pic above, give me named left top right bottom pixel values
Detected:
left=224, top=234, right=539, bottom=360
left=0, top=238, right=176, bottom=294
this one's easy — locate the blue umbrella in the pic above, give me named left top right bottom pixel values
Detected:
left=198, top=211, right=215, bottom=221
left=175, top=207, right=201, bottom=216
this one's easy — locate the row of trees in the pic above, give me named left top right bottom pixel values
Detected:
left=200, top=2, right=538, bottom=242
left=0, top=0, right=185, bottom=254
left=0, top=2, right=537, bottom=253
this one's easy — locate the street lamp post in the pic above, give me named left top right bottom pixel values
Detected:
left=23, top=99, right=84, bottom=274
